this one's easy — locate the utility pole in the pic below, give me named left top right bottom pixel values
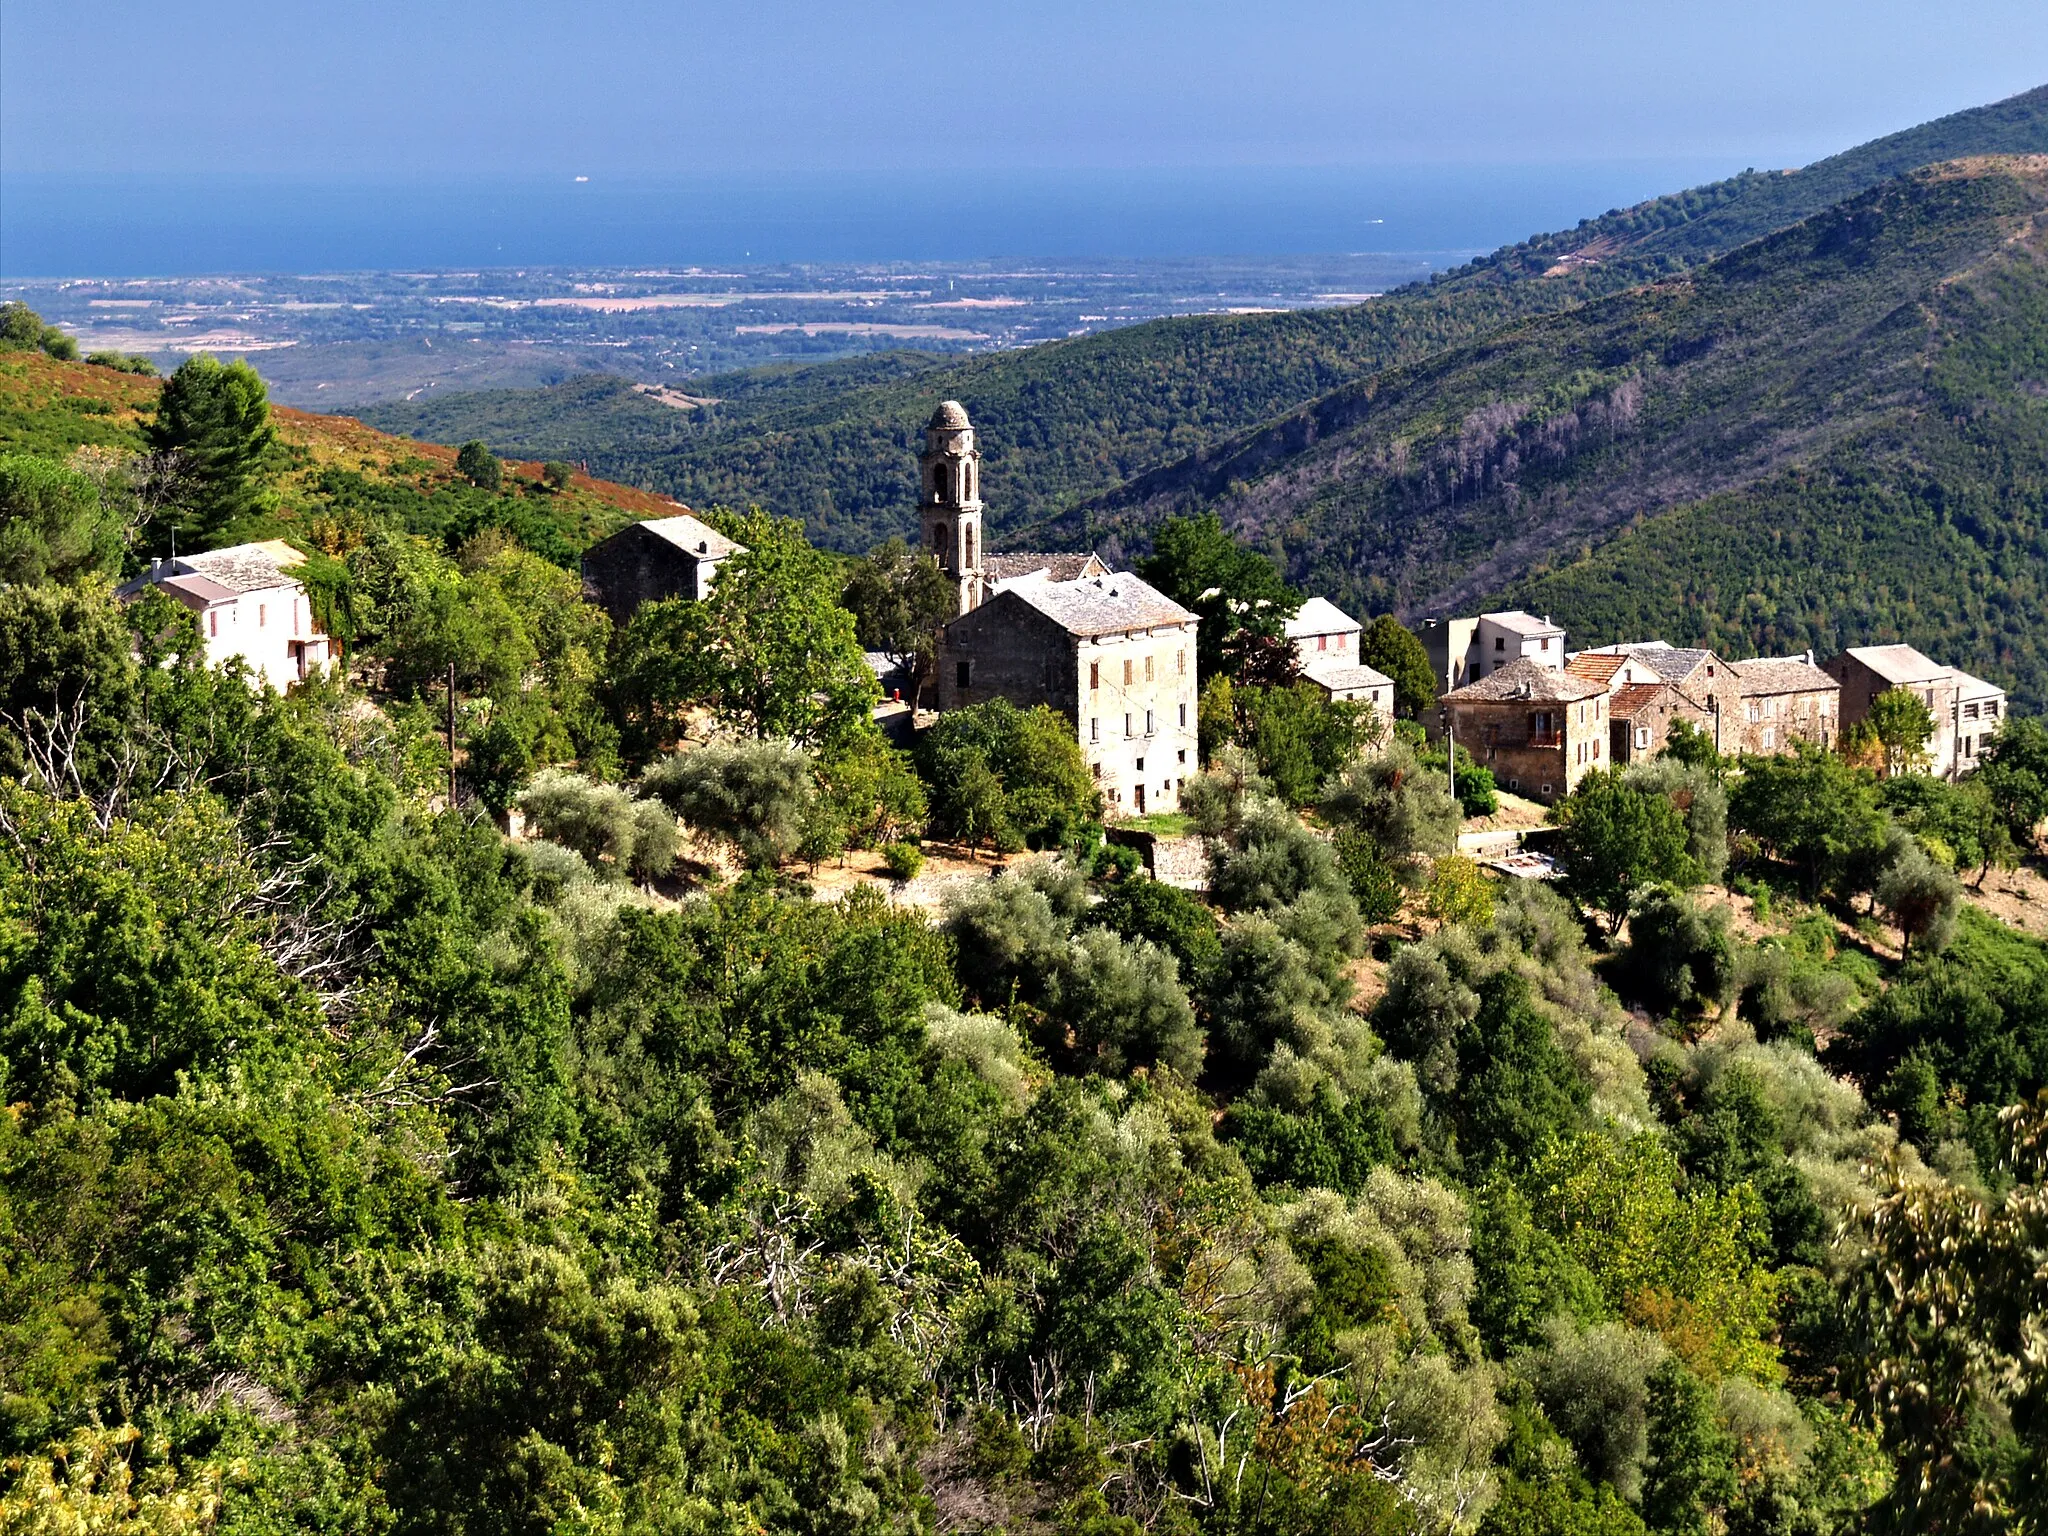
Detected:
left=1440, top=707, right=1456, bottom=806
left=446, top=661, right=458, bottom=810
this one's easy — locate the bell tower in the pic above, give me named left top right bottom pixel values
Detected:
left=920, top=399, right=985, bottom=614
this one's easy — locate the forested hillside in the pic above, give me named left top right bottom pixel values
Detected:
left=7, top=320, right=2048, bottom=1531
left=361, top=84, right=2048, bottom=551
left=1061, top=158, right=2048, bottom=711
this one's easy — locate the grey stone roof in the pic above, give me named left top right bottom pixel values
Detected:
left=1286, top=596, right=1360, bottom=638
left=985, top=551, right=1105, bottom=583
left=170, top=542, right=305, bottom=595
left=1005, top=570, right=1195, bottom=638
left=1303, top=661, right=1393, bottom=691
left=1444, top=657, right=1605, bottom=703
left=1842, top=644, right=1948, bottom=686
left=929, top=400, right=972, bottom=430
left=1484, top=609, right=1564, bottom=636
left=1732, top=657, right=1838, bottom=695
left=1951, top=668, right=2006, bottom=700
left=637, top=513, right=742, bottom=561
left=1626, top=644, right=1716, bottom=684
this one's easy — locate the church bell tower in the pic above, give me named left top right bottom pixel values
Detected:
left=920, top=399, right=985, bottom=614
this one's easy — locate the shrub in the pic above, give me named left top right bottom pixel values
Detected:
left=541, top=460, right=575, bottom=491
left=1426, top=854, right=1496, bottom=929
left=1334, top=825, right=1407, bottom=924
left=455, top=440, right=502, bottom=491
left=517, top=768, right=677, bottom=881
left=1621, top=885, right=1737, bottom=1019
left=642, top=739, right=816, bottom=868
left=881, top=841, right=924, bottom=881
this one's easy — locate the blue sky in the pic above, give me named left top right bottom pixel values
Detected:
left=5, top=1, right=2046, bottom=176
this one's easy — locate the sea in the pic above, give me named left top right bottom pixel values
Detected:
left=1, top=161, right=1743, bottom=277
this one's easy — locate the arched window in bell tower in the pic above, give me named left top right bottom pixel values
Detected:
left=932, top=464, right=949, bottom=502
left=966, top=463, right=976, bottom=499
left=965, top=525, right=976, bottom=565
left=930, top=524, right=943, bottom=551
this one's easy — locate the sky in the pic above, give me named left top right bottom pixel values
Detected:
left=5, top=0, right=2047, bottom=177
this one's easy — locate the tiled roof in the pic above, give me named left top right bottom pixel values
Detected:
left=1609, top=682, right=1676, bottom=718
left=1732, top=657, right=1837, bottom=695
left=1303, top=661, right=1393, bottom=691
left=1842, top=644, right=1946, bottom=686
left=1565, top=652, right=1628, bottom=686
left=637, top=513, right=742, bottom=561
left=1444, top=656, right=1605, bottom=703
left=1285, top=596, right=1360, bottom=638
left=985, top=551, right=1105, bottom=583
left=1002, top=570, right=1195, bottom=638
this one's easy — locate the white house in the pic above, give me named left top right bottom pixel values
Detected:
left=119, top=540, right=332, bottom=688
left=1286, top=596, right=1363, bottom=667
left=1420, top=609, right=1567, bottom=695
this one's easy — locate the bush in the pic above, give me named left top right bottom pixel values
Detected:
left=1426, top=854, right=1496, bottom=929
left=1321, top=739, right=1461, bottom=861
left=642, top=739, right=816, bottom=869
left=541, top=460, right=575, bottom=491
left=1334, top=825, right=1407, bottom=924
left=1621, top=885, right=1737, bottom=1019
left=517, top=768, right=677, bottom=881
left=881, top=841, right=924, bottom=881
left=917, top=698, right=1099, bottom=853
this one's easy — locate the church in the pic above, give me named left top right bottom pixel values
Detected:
left=920, top=400, right=1200, bottom=816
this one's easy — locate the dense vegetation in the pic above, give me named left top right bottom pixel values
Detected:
left=359, top=89, right=2048, bottom=555
left=5, top=321, right=2048, bottom=1530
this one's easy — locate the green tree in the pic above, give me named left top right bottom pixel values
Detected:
left=143, top=354, right=280, bottom=538
left=1875, top=833, right=1962, bottom=957
left=1320, top=738, right=1461, bottom=862
left=1228, top=681, right=1377, bottom=805
left=840, top=535, right=956, bottom=700
left=1728, top=743, right=1887, bottom=899
left=1551, top=769, right=1697, bottom=934
left=641, top=739, right=817, bottom=869
left=1866, top=687, right=1938, bottom=777
left=541, top=460, right=574, bottom=491
left=1639, top=1361, right=1736, bottom=1536
left=1357, top=614, right=1439, bottom=718
left=1972, top=716, right=2048, bottom=851
left=0, top=453, right=125, bottom=585
left=1135, top=511, right=1300, bottom=684
left=1658, top=718, right=1722, bottom=775
left=454, top=439, right=502, bottom=491
left=917, top=698, right=1099, bottom=851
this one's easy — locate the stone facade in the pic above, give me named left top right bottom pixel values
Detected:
left=1607, top=682, right=1702, bottom=765
left=1825, top=645, right=2009, bottom=779
left=1441, top=657, right=1609, bottom=804
left=1727, top=657, right=1840, bottom=755
left=1420, top=609, right=1566, bottom=696
left=581, top=512, right=742, bottom=623
left=935, top=575, right=1198, bottom=815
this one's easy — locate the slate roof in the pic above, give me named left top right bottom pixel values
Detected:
left=1003, top=571, right=1195, bottom=638
left=1483, top=609, right=1564, bottom=636
left=172, top=542, right=306, bottom=594
left=156, top=572, right=239, bottom=606
left=1303, top=662, right=1394, bottom=692
left=929, top=400, right=972, bottom=430
left=1285, top=596, right=1360, bottom=638
left=1625, top=643, right=1716, bottom=684
left=985, top=551, right=1105, bottom=583
left=1732, top=657, right=1838, bottom=695
left=636, top=513, right=742, bottom=561
left=1950, top=668, right=2006, bottom=700
left=1444, top=656, right=1605, bottom=703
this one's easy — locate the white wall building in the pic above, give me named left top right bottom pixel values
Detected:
left=1420, top=609, right=1567, bottom=696
left=118, top=540, right=332, bottom=689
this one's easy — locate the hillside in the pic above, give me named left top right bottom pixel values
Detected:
left=0, top=348, right=685, bottom=563
left=1057, top=158, right=2048, bottom=710
left=361, top=83, right=2048, bottom=551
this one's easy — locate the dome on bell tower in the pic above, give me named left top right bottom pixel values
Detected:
left=928, top=400, right=971, bottom=431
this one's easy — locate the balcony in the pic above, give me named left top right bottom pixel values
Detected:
left=1527, top=731, right=1563, bottom=748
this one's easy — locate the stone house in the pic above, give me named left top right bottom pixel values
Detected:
left=580, top=511, right=743, bottom=623
left=1825, top=644, right=2009, bottom=779
left=1287, top=597, right=1362, bottom=666
left=1441, top=657, right=1609, bottom=804
left=935, top=571, right=1198, bottom=815
left=118, top=540, right=331, bottom=689
left=1606, top=681, right=1701, bottom=765
left=1420, top=609, right=1568, bottom=696
left=1727, top=656, right=1840, bottom=755
left=921, top=400, right=1199, bottom=815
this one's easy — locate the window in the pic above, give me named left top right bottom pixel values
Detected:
left=1763, top=727, right=1776, bottom=749
left=1178, top=749, right=1186, bottom=764
left=207, top=610, right=218, bottom=637
left=1145, top=654, right=1154, bottom=681
left=1986, top=700, right=2000, bottom=718
left=1178, top=702, right=1187, bottom=728
left=1090, top=661, right=1100, bottom=690
left=1124, top=712, right=1133, bottom=737
left=1592, top=738, right=1600, bottom=759
left=1635, top=726, right=1651, bottom=749
left=1540, top=637, right=1551, bottom=652
left=1540, top=783, right=1554, bottom=799
left=1092, top=763, right=1102, bottom=778
left=1318, top=635, right=1328, bottom=651
left=1090, top=718, right=1099, bottom=743
left=1145, top=709, right=1155, bottom=736
left=1495, top=636, right=1506, bottom=651
left=965, top=526, right=976, bottom=564
left=1507, top=778, right=1520, bottom=792
left=1177, top=648, right=1186, bottom=675
left=258, top=603, right=267, bottom=628
left=1747, top=701, right=1761, bottom=723
left=931, top=524, right=943, bottom=549
left=956, top=661, right=971, bottom=688
left=1965, top=702, right=1981, bottom=720
left=1337, top=633, right=1347, bottom=650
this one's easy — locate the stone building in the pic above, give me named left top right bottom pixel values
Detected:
left=1284, top=595, right=1394, bottom=714
left=1440, top=657, right=1609, bottom=804
left=580, top=511, right=743, bottom=623
left=1420, top=610, right=1567, bottom=695
left=922, top=400, right=1199, bottom=814
left=1727, top=655, right=1840, bottom=755
left=1825, top=644, right=2008, bottom=779
left=1606, top=681, right=1700, bottom=765
left=118, top=540, right=331, bottom=689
